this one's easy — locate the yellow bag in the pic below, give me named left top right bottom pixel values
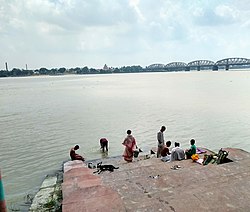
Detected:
left=191, top=154, right=199, bottom=161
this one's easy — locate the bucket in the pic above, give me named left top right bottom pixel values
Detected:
left=133, top=150, right=139, bottom=158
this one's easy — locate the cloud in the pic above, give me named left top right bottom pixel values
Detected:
left=0, top=0, right=250, bottom=69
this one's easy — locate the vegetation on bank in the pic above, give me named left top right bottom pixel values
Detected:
left=0, top=65, right=145, bottom=78
left=1, top=64, right=249, bottom=78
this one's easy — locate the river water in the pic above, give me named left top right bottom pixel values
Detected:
left=1, top=71, right=250, bottom=208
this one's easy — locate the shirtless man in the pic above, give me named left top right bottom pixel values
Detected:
left=70, top=145, right=85, bottom=161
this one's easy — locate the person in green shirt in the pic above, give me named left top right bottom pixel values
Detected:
left=185, top=139, right=197, bottom=159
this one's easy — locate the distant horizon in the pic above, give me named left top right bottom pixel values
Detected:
left=2, top=56, right=250, bottom=71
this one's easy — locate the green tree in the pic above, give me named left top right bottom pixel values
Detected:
left=58, top=67, right=66, bottom=74
left=39, top=68, right=49, bottom=75
left=82, top=66, right=89, bottom=74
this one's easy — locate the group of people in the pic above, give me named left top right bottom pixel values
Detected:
left=69, top=138, right=109, bottom=161
left=157, top=125, right=197, bottom=162
left=69, top=126, right=197, bottom=163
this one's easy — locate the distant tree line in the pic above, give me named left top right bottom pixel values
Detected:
left=0, top=65, right=145, bottom=78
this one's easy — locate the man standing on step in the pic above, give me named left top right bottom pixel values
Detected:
left=157, top=126, right=166, bottom=158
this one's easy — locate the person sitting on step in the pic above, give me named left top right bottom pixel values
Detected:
left=171, top=142, right=185, bottom=161
left=70, top=145, right=85, bottom=161
left=161, top=141, right=172, bottom=162
left=185, top=139, right=197, bottom=159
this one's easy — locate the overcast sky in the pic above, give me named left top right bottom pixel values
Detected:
left=1, top=0, right=250, bottom=70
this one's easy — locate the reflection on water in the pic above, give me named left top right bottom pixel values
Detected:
left=100, top=151, right=109, bottom=159
left=1, top=71, right=250, bottom=207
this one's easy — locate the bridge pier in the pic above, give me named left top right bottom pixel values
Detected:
left=212, top=65, right=218, bottom=71
left=225, top=65, right=229, bottom=70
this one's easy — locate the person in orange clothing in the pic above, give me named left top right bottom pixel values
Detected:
left=122, top=130, right=136, bottom=162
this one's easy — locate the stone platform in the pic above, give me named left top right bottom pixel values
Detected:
left=62, top=148, right=250, bottom=212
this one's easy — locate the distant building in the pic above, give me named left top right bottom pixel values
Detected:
left=103, top=64, right=109, bottom=70
left=96, top=64, right=113, bottom=73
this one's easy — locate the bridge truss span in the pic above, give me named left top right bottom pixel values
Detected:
left=188, top=60, right=215, bottom=67
left=215, top=57, right=250, bottom=65
left=147, top=64, right=166, bottom=69
left=166, top=62, right=187, bottom=68
left=145, top=57, right=250, bottom=72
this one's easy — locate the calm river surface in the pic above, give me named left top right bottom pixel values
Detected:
left=1, top=71, right=250, bottom=207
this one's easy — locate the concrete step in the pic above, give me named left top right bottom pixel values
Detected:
left=62, top=160, right=126, bottom=212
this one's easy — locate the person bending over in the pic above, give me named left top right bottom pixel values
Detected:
left=70, top=145, right=85, bottom=161
left=100, top=138, right=109, bottom=152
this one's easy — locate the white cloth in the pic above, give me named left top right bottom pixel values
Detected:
left=171, top=147, right=185, bottom=161
left=161, top=155, right=171, bottom=162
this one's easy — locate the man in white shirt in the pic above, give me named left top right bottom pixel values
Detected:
left=171, top=142, right=185, bottom=161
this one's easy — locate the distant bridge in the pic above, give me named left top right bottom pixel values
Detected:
left=145, top=57, right=250, bottom=72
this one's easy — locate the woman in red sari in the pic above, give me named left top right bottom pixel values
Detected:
left=122, top=130, right=136, bottom=162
